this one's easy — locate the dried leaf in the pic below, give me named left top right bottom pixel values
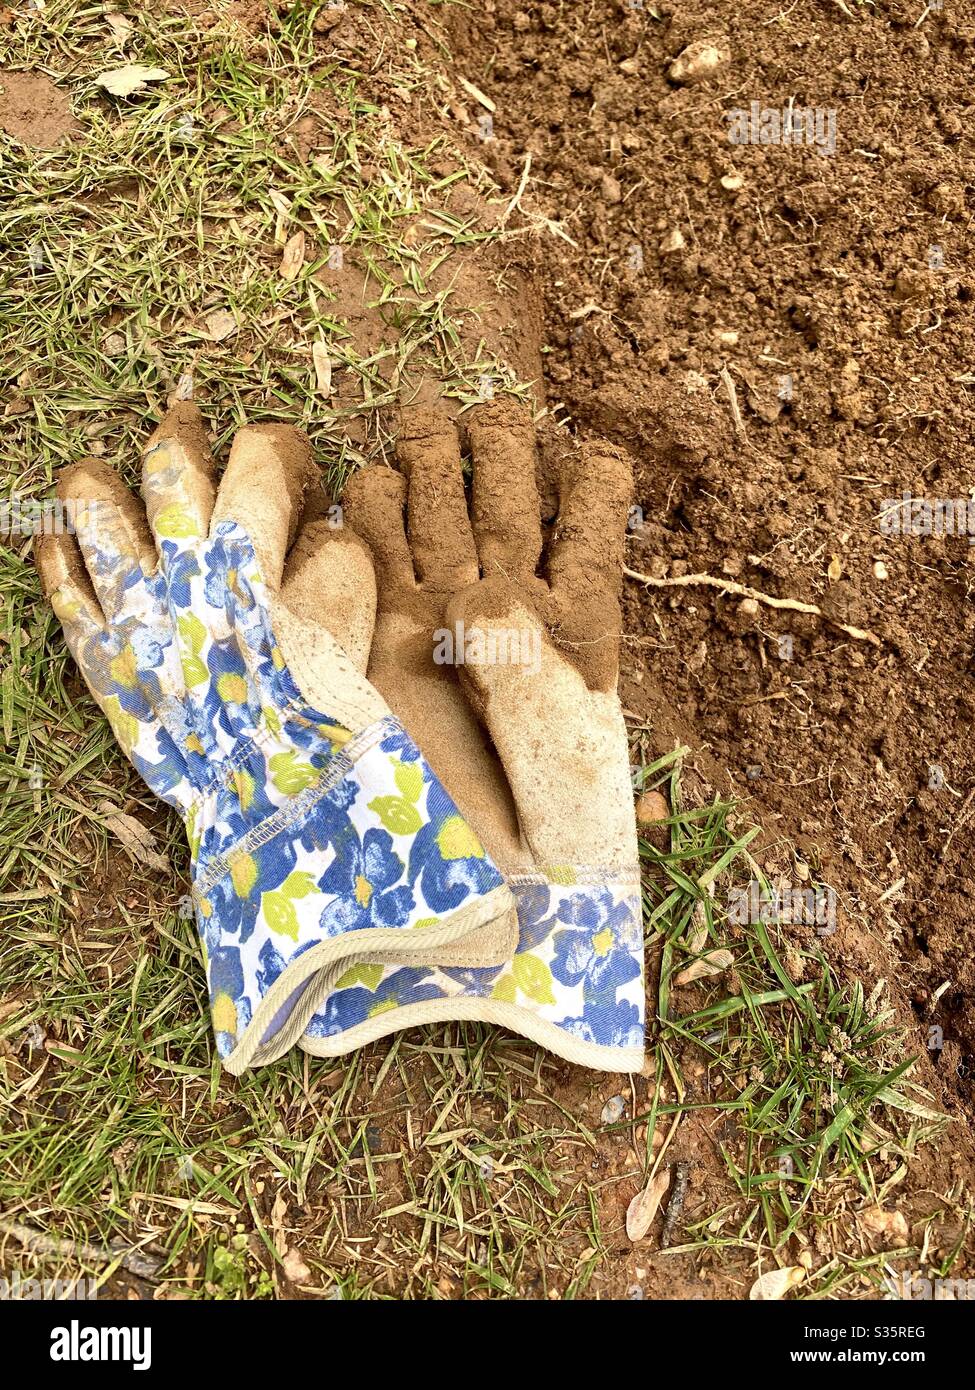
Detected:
left=204, top=308, right=237, bottom=342
left=270, top=1192, right=289, bottom=1258
left=312, top=340, right=332, bottom=396
left=97, top=801, right=170, bottom=873
left=749, top=1266, right=806, bottom=1300
left=105, top=12, right=133, bottom=42
left=674, top=948, right=735, bottom=986
left=282, top=1247, right=311, bottom=1284
left=279, top=230, right=306, bottom=282
left=95, top=65, right=170, bottom=97
left=457, top=75, right=496, bottom=113
left=626, top=1168, right=671, bottom=1242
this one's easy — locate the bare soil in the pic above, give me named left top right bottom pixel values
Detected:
left=0, top=70, right=80, bottom=147
left=435, top=1, right=975, bottom=1099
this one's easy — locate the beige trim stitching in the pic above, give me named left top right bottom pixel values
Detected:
left=299, top=997, right=644, bottom=1073
left=220, top=883, right=513, bottom=1074
left=506, top=865, right=642, bottom=889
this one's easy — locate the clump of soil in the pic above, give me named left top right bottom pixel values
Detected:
left=0, top=70, right=80, bottom=147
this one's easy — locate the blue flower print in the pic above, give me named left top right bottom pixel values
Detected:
left=318, top=827, right=414, bottom=936
left=408, top=779, right=501, bottom=912
left=550, top=890, right=640, bottom=1003
left=208, top=944, right=251, bottom=1057
left=130, top=625, right=168, bottom=673
left=159, top=542, right=200, bottom=609
left=379, top=726, right=422, bottom=762
left=561, top=998, right=643, bottom=1050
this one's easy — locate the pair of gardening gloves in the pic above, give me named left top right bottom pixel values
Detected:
left=37, top=398, right=643, bottom=1075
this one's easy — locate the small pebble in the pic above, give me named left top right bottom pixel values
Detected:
left=635, top=789, right=669, bottom=825
left=601, top=1095, right=626, bottom=1125
left=669, top=40, right=731, bottom=85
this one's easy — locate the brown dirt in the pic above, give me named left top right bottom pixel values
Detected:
left=433, top=0, right=975, bottom=1104
left=0, top=70, right=80, bottom=147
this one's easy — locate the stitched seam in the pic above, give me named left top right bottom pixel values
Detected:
left=170, top=681, right=363, bottom=805
left=192, top=715, right=401, bottom=898
left=219, top=885, right=513, bottom=1073
left=506, top=865, right=642, bottom=889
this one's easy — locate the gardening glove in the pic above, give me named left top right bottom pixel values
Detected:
left=35, top=404, right=514, bottom=1074
left=301, top=398, right=644, bottom=1072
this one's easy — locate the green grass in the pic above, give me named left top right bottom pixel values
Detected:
left=630, top=748, right=953, bottom=1296
left=0, top=0, right=962, bottom=1301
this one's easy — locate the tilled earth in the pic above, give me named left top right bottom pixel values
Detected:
left=437, top=0, right=975, bottom=1109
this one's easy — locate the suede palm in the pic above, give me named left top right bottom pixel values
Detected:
left=301, top=399, right=644, bottom=1071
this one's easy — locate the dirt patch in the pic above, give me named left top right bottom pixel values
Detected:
left=0, top=70, right=80, bottom=148
left=438, top=0, right=975, bottom=1112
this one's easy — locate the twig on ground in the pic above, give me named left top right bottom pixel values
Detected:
left=660, top=1160, right=691, bottom=1248
left=719, top=364, right=746, bottom=437
left=0, top=1220, right=162, bottom=1280
left=499, top=151, right=532, bottom=230
left=624, top=566, right=883, bottom=647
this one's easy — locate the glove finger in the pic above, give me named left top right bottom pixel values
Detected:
left=468, top=398, right=543, bottom=581
left=55, top=461, right=157, bottom=621
left=211, top=423, right=317, bottom=594
left=279, top=520, right=377, bottom=674
left=396, top=403, right=479, bottom=592
left=342, top=465, right=416, bottom=595
left=35, top=527, right=106, bottom=644
left=543, top=440, right=631, bottom=691
left=142, top=402, right=217, bottom=544
left=547, top=440, right=631, bottom=596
